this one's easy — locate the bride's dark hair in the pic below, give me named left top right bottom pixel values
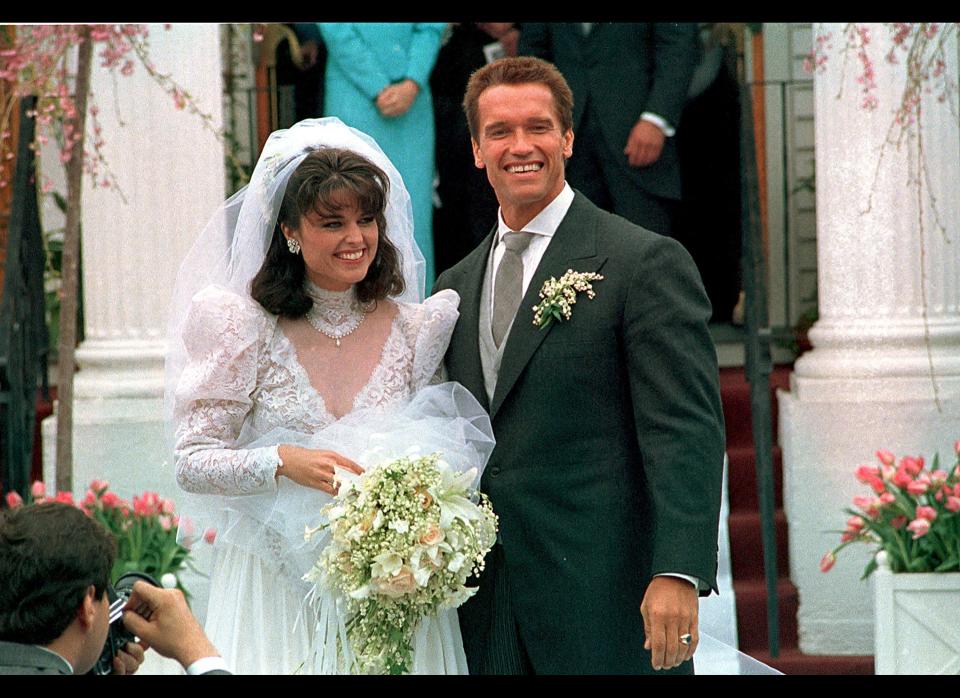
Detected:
left=250, top=148, right=405, bottom=317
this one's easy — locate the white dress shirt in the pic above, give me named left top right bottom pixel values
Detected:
left=490, top=182, right=703, bottom=593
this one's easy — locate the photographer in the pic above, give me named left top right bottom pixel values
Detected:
left=0, top=502, right=226, bottom=675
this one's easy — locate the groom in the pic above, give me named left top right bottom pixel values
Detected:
left=433, top=57, right=725, bottom=674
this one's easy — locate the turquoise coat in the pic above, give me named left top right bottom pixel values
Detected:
left=318, top=22, right=447, bottom=287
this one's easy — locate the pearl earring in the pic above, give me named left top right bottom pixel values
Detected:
left=286, top=238, right=301, bottom=255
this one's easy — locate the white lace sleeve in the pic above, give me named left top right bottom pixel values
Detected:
left=173, top=286, right=281, bottom=495
left=410, top=289, right=460, bottom=390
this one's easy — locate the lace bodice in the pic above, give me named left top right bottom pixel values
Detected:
left=173, top=285, right=460, bottom=496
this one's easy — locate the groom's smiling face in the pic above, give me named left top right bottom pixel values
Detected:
left=472, top=82, right=574, bottom=231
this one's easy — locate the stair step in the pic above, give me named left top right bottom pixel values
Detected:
left=742, top=647, right=874, bottom=675
left=728, top=509, right=791, bottom=580
left=733, top=577, right=799, bottom=652
left=726, top=444, right=784, bottom=511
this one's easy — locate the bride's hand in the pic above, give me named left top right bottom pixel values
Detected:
left=276, top=445, right=364, bottom=495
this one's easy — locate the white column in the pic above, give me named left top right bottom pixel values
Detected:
left=779, top=23, right=960, bottom=655
left=42, top=24, right=226, bottom=632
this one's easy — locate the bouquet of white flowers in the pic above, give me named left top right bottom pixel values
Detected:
left=303, top=452, right=498, bottom=674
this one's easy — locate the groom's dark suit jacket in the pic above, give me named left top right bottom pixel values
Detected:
left=434, top=192, right=725, bottom=674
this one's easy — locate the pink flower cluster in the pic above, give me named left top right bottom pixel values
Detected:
left=0, top=24, right=219, bottom=195
left=822, top=440, right=960, bottom=577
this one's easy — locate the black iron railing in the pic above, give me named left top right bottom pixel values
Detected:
left=0, top=96, right=49, bottom=497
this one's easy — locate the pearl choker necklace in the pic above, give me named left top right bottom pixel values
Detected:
left=304, top=281, right=367, bottom=347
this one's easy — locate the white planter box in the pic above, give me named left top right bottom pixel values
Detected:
left=874, top=552, right=960, bottom=674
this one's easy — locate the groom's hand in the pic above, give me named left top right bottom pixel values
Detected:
left=640, top=576, right=699, bottom=671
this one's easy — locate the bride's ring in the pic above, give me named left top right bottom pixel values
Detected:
left=679, top=633, right=693, bottom=646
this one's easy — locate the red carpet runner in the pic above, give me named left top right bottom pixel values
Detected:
left=720, top=365, right=874, bottom=674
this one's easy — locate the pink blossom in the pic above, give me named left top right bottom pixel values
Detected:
left=89, top=479, right=109, bottom=494
left=30, top=481, right=46, bottom=499
left=101, top=491, right=121, bottom=508
left=892, top=467, right=914, bottom=490
left=82, top=490, right=97, bottom=508
left=867, top=476, right=886, bottom=495
left=5, top=491, right=23, bottom=509
left=820, top=552, right=836, bottom=572
left=907, top=477, right=930, bottom=496
left=840, top=531, right=856, bottom=543
left=946, top=496, right=960, bottom=513
left=160, top=498, right=175, bottom=515
left=891, top=515, right=908, bottom=529
left=953, top=440, right=960, bottom=456
left=203, top=528, right=217, bottom=544
left=880, top=492, right=896, bottom=505
left=855, top=464, right=881, bottom=484
left=900, top=456, right=924, bottom=476
left=159, top=515, right=173, bottom=531
left=906, top=518, right=930, bottom=539
left=53, top=491, right=75, bottom=506
left=930, top=470, right=949, bottom=486
left=846, top=515, right=866, bottom=530
left=875, top=449, right=896, bottom=466
left=916, top=506, right=937, bottom=522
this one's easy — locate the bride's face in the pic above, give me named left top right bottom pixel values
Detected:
left=282, top=191, right=380, bottom=292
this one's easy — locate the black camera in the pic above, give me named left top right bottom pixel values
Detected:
left=91, top=571, right=160, bottom=675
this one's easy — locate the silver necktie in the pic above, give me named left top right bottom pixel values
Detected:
left=492, top=231, right=533, bottom=348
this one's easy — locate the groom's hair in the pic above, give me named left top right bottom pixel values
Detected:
left=463, top=56, right=574, bottom=141
left=0, top=503, right=115, bottom=645
left=251, top=148, right=406, bottom=317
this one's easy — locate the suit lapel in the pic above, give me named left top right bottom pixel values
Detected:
left=447, top=229, right=496, bottom=412
left=490, top=194, right=607, bottom=419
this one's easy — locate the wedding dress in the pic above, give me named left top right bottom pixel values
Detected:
left=172, top=282, right=472, bottom=674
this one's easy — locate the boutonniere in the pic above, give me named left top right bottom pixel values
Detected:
left=531, top=269, right=604, bottom=330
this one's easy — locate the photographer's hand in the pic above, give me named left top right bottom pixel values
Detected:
left=121, top=581, right=220, bottom=670
left=112, top=641, right=145, bottom=675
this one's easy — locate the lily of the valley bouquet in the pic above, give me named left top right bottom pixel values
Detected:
left=821, top=441, right=960, bottom=578
left=303, top=452, right=498, bottom=675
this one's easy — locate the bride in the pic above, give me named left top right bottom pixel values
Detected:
left=163, top=118, right=491, bottom=674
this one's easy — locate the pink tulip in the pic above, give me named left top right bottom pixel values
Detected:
left=867, top=476, right=886, bottom=495
left=907, top=479, right=929, bottom=496
left=820, top=552, right=836, bottom=572
left=892, top=467, right=914, bottom=489
left=53, top=491, right=75, bottom=506
left=160, top=498, right=175, bottom=515
left=891, top=515, right=908, bottom=529
left=916, top=505, right=937, bottom=521
left=900, top=456, right=924, bottom=476
left=841, top=531, right=856, bottom=543
left=89, top=479, right=109, bottom=494
left=879, top=492, right=896, bottom=505
left=907, top=518, right=930, bottom=539
left=875, top=449, right=896, bottom=466
left=5, top=491, right=23, bottom=509
left=931, top=470, right=949, bottom=486
left=30, top=481, right=46, bottom=499
left=101, top=492, right=121, bottom=509
left=855, top=464, right=881, bottom=484
left=880, top=464, right=896, bottom=481
left=846, top=515, right=866, bottom=531
left=82, top=490, right=97, bottom=507
left=945, top=496, right=960, bottom=513
left=954, top=439, right=960, bottom=456
left=203, top=528, right=217, bottom=544
left=159, top=515, right=173, bottom=531
left=852, top=495, right=875, bottom=510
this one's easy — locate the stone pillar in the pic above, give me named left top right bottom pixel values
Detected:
left=42, top=24, right=225, bottom=630
left=779, top=23, right=960, bottom=655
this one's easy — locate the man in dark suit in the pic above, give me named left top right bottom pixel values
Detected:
left=433, top=56, right=724, bottom=674
left=518, top=23, right=699, bottom=237
left=0, top=502, right=228, bottom=675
